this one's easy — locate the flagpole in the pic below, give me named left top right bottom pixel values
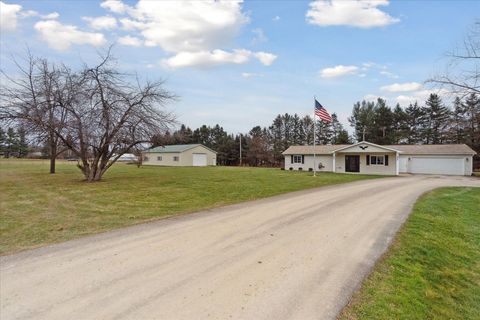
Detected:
left=313, top=96, right=316, bottom=177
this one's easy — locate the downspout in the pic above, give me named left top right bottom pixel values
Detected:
left=396, top=152, right=400, bottom=176
left=333, top=152, right=336, bottom=173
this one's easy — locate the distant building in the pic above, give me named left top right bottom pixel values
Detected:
left=115, top=153, right=138, bottom=162
left=142, top=144, right=217, bottom=167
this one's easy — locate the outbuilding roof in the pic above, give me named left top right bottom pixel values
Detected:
left=144, top=144, right=217, bottom=154
left=282, top=143, right=476, bottom=155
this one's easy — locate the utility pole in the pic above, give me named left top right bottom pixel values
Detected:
left=362, top=126, right=366, bottom=141
left=239, top=133, right=242, bottom=166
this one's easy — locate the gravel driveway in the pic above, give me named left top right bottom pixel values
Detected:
left=1, top=175, right=478, bottom=320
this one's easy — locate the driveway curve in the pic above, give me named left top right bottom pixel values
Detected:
left=1, top=175, right=478, bottom=320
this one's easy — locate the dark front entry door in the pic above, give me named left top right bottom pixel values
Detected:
left=345, top=155, right=360, bottom=172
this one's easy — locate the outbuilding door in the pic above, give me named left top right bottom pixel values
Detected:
left=192, top=153, right=207, bottom=166
left=409, top=157, right=464, bottom=175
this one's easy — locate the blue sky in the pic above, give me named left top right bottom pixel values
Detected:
left=1, top=0, right=478, bottom=133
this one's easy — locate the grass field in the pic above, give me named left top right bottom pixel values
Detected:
left=340, top=187, right=480, bottom=320
left=0, top=159, right=380, bottom=255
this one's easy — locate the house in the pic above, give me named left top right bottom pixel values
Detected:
left=282, top=141, right=476, bottom=176
left=142, top=144, right=217, bottom=167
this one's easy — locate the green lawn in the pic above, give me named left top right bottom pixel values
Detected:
left=0, top=159, right=380, bottom=255
left=340, top=187, right=480, bottom=320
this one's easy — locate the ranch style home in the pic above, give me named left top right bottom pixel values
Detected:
left=283, top=141, right=476, bottom=176
left=142, top=144, right=217, bottom=167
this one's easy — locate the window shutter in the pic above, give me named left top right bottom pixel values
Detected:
left=385, top=155, right=389, bottom=166
left=301, top=155, right=304, bottom=164
left=291, top=155, right=293, bottom=164
left=366, top=155, right=370, bottom=166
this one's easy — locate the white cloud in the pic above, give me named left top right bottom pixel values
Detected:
left=393, top=89, right=450, bottom=105
left=34, top=20, right=106, bottom=51
left=273, top=15, right=280, bottom=21
left=117, top=35, right=142, bottom=46
left=306, top=0, right=400, bottom=28
left=0, top=1, right=22, bottom=32
left=320, top=65, right=358, bottom=78
left=253, top=52, right=277, bottom=66
left=381, top=82, right=423, bottom=92
left=380, top=70, right=399, bottom=79
left=163, top=49, right=275, bottom=69
left=251, top=28, right=267, bottom=45
left=100, top=0, right=277, bottom=68
left=42, top=12, right=59, bottom=19
left=241, top=72, right=264, bottom=78
left=20, top=9, right=59, bottom=19
left=119, top=18, right=145, bottom=31
left=121, top=0, right=249, bottom=53
left=82, top=16, right=117, bottom=30
left=100, top=0, right=128, bottom=14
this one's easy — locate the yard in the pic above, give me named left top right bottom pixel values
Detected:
left=340, top=187, right=480, bottom=320
left=0, top=159, right=380, bottom=255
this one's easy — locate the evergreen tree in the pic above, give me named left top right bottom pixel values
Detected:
left=0, top=127, right=6, bottom=154
left=392, top=104, right=408, bottom=143
left=5, top=127, right=18, bottom=158
left=422, top=94, right=450, bottom=144
left=17, top=127, right=29, bottom=157
left=348, top=100, right=376, bottom=142
left=404, top=102, right=425, bottom=144
left=336, top=130, right=351, bottom=144
left=462, top=93, right=480, bottom=152
left=372, top=99, right=394, bottom=144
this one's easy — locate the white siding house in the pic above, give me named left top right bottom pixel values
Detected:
left=283, top=141, right=476, bottom=176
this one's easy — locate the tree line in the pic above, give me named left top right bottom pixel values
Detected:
left=0, top=126, right=29, bottom=158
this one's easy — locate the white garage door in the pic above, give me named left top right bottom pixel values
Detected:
left=192, top=153, right=207, bottom=166
left=409, top=157, right=464, bottom=175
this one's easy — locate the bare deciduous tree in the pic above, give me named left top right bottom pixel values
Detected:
left=428, top=21, right=479, bottom=97
left=0, top=52, right=69, bottom=173
left=1, top=50, right=176, bottom=181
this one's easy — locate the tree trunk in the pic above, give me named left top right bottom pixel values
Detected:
left=50, top=156, right=56, bottom=174
left=49, top=136, right=57, bottom=174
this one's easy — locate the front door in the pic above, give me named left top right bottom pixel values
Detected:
left=345, top=155, right=360, bottom=172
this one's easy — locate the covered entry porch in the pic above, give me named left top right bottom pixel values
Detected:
left=332, top=142, right=400, bottom=176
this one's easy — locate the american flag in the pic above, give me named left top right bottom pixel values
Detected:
left=314, top=100, right=332, bottom=123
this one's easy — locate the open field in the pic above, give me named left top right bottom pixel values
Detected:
left=340, top=187, right=480, bottom=320
left=0, top=159, right=381, bottom=255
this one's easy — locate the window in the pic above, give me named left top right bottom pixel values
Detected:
left=293, top=155, right=302, bottom=163
left=173, top=156, right=179, bottom=161
left=370, top=155, right=384, bottom=165
left=157, top=156, right=162, bottom=161
left=143, top=156, right=149, bottom=161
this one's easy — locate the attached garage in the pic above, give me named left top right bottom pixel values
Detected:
left=409, top=157, right=465, bottom=175
left=392, top=144, right=476, bottom=176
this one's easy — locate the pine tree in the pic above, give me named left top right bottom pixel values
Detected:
left=0, top=127, right=6, bottom=155
left=404, top=102, right=425, bottom=144
left=423, top=94, right=450, bottom=144
left=17, top=127, right=29, bottom=157
left=392, top=104, right=408, bottom=143
left=462, top=93, right=480, bottom=152
left=5, top=127, right=18, bottom=158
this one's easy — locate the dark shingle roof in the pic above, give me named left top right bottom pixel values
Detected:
left=282, top=144, right=476, bottom=155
